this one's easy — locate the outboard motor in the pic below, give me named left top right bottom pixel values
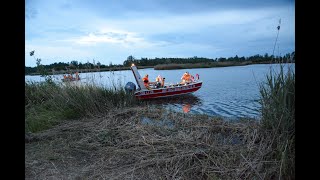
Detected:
left=125, top=82, right=136, bottom=93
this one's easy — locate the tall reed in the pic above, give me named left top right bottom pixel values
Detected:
left=259, top=63, right=295, bottom=178
left=25, top=80, right=139, bottom=133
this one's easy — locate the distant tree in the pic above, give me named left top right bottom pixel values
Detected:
left=85, top=61, right=94, bottom=69
left=234, top=55, right=239, bottom=61
left=123, top=55, right=135, bottom=66
left=291, top=51, right=295, bottom=63
left=25, top=66, right=37, bottom=74
left=70, top=60, right=79, bottom=67
left=218, top=57, right=226, bottom=62
left=127, top=55, right=134, bottom=61
left=30, top=50, right=53, bottom=83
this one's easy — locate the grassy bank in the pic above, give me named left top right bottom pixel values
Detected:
left=25, top=63, right=295, bottom=179
left=154, top=61, right=255, bottom=70
left=25, top=81, right=139, bottom=133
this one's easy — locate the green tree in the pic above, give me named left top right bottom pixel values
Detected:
left=30, top=50, right=53, bottom=83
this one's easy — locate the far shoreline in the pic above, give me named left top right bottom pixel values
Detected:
left=25, top=61, right=294, bottom=76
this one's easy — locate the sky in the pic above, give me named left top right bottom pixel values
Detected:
left=25, top=0, right=295, bottom=67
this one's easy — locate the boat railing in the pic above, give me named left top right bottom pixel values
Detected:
left=147, top=80, right=201, bottom=90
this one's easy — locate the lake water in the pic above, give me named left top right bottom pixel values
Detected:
left=25, top=63, right=295, bottom=119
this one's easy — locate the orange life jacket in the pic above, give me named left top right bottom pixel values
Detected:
left=183, top=74, right=191, bottom=81
left=142, top=77, right=149, bottom=87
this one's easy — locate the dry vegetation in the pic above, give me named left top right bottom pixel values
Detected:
left=26, top=106, right=281, bottom=179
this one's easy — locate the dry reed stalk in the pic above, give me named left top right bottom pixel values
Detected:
left=26, top=106, right=279, bottom=179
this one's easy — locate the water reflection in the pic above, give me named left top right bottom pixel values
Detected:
left=182, top=104, right=191, bottom=113
left=143, top=94, right=202, bottom=113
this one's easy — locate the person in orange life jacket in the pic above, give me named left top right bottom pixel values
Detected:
left=181, top=71, right=191, bottom=84
left=142, top=74, right=151, bottom=89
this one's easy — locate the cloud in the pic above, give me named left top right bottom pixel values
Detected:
left=25, top=0, right=294, bottom=67
left=74, top=31, right=140, bottom=46
left=91, top=5, right=293, bottom=37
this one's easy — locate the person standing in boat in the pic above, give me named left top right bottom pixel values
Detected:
left=181, top=71, right=191, bottom=84
left=155, top=75, right=163, bottom=88
left=161, top=77, right=165, bottom=87
left=143, top=74, right=150, bottom=89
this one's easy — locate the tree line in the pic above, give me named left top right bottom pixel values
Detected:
left=25, top=51, right=295, bottom=75
left=123, top=52, right=295, bottom=66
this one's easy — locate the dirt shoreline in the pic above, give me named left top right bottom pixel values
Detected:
left=25, top=106, right=278, bottom=179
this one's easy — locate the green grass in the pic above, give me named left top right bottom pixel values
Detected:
left=25, top=81, right=139, bottom=133
left=259, top=63, right=295, bottom=178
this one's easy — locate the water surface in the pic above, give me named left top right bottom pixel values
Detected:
left=25, top=63, right=295, bottom=119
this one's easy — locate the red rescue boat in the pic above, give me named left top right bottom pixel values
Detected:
left=129, top=64, right=202, bottom=99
